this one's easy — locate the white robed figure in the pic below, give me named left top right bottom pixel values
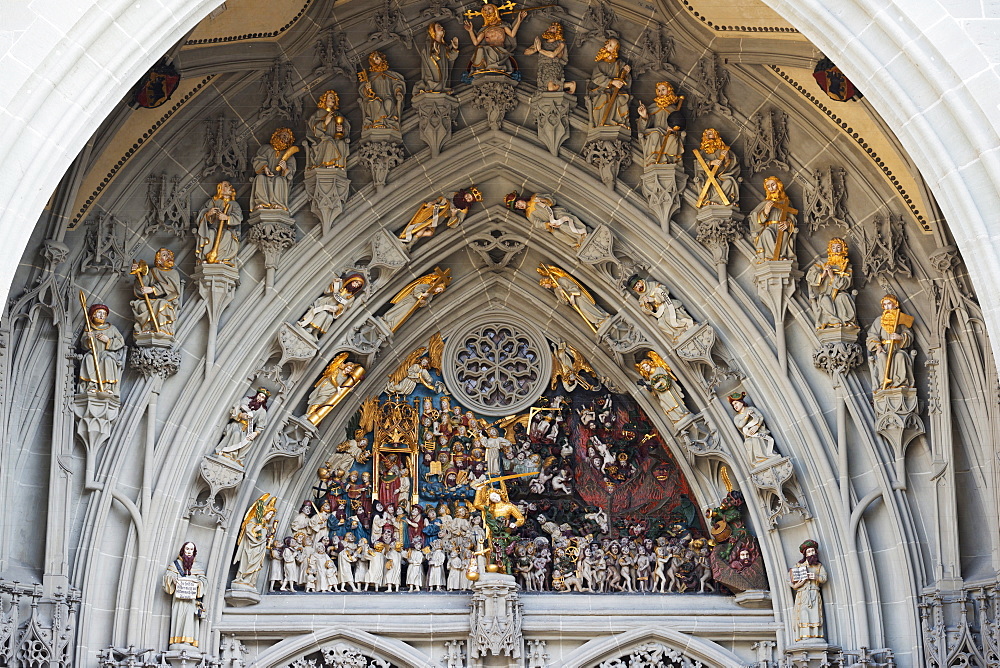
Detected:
left=214, top=389, right=270, bottom=463
left=163, top=542, right=207, bottom=650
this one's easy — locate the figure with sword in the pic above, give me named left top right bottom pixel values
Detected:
left=77, top=291, right=126, bottom=396
left=470, top=472, right=535, bottom=574
left=129, top=247, right=180, bottom=337
left=537, top=264, right=610, bottom=333
left=587, top=38, right=632, bottom=130
left=196, top=181, right=242, bottom=266
left=866, top=294, right=915, bottom=390
left=749, top=176, right=798, bottom=263
left=693, top=128, right=741, bottom=207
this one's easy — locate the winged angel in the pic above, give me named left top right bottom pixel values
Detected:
left=379, top=267, right=452, bottom=333
left=550, top=340, right=600, bottom=392
left=232, top=493, right=277, bottom=588
left=385, top=332, right=446, bottom=395
left=305, top=352, right=366, bottom=426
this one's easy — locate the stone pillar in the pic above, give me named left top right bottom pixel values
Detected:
left=468, top=572, right=522, bottom=668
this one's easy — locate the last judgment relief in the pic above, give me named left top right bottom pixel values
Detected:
left=248, top=330, right=764, bottom=596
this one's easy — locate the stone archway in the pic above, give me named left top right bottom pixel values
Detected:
left=559, top=626, right=744, bottom=667
left=250, top=628, right=432, bottom=668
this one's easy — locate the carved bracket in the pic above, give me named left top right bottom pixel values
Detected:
left=187, top=454, right=244, bottom=526
left=695, top=205, right=743, bottom=288
left=264, top=414, right=317, bottom=469
left=582, top=137, right=632, bottom=188
left=303, top=170, right=351, bottom=237
left=128, top=346, right=181, bottom=380
left=247, top=210, right=296, bottom=291
left=530, top=91, right=574, bottom=157
left=748, top=456, right=810, bottom=528
left=874, top=386, right=925, bottom=488
left=468, top=573, right=523, bottom=660
left=598, top=312, right=649, bottom=356
left=412, top=92, right=459, bottom=159
left=642, top=164, right=688, bottom=234
left=472, top=77, right=519, bottom=131
left=357, top=141, right=405, bottom=192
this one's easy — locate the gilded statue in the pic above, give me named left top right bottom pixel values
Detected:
left=524, top=22, right=575, bottom=93
left=232, top=494, right=277, bottom=588
left=471, top=475, right=527, bottom=574
left=129, top=248, right=180, bottom=337
left=296, top=272, right=366, bottom=339
left=196, top=181, right=242, bottom=265
left=806, top=237, right=857, bottom=329
left=586, top=38, right=631, bottom=129
left=693, top=128, right=740, bottom=207
left=398, top=187, right=482, bottom=245
left=77, top=293, right=126, bottom=396
left=415, top=22, right=460, bottom=93
left=637, top=81, right=685, bottom=166
left=506, top=192, right=588, bottom=248
left=358, top=51, right=405, bottom=132
left=866, top=294, right=915, bottom=390
left=750, top=176, right=798, bottom=262
left=303, top=90, right=350, bottom=171
left=251, top=128, right=298, bottom=212
left=305, top=353, right=366, bottom=426
left=463, top=3, right=527, bottom=78
left=537, top=264, right=609, bottom=333
left=635, top=351, right=690, bottom=425
left=385, top=333, right=445, bottom=395
left=380, top=267, right=452, bottom=333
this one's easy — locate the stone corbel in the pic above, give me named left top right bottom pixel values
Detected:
left=752, top=260, right=800, bottom=373
left=471, top=75, right=519, bottom=131
left=186, top=454, right=244, bottom=527
left=357, top=141, right=405, bottom=192
left=340, top=315, right=392, bottom=365
left=673, top=322, right=717, bottom=369
left=194, top=262, right=239, bottom=368
left=597, top=312, right=649, bottom=361
left=812, top=326, right=863, bottom=376
left=71, top=393, right=121, bottom=489
left=247, top=209, right=296, bottom=293
left=529, top=91, right=575, bottom=157
left=412, top=92, right=459, bottom=158
left=695, top=205, right=743, bottom=290
left=641, top=163, right=688, bottom=234
left=263, top=414, right=317, bottom=469
left=270, top=322, right=320, bottom=381
left=873, top=384, right=925, bottom=488
left=748, top=456, right=810, bottom=528
left=582, top=130, right=632, bottom=188
left=129, top=346, right=181, bottom=380
left=303, top=169, right=351, bottom=238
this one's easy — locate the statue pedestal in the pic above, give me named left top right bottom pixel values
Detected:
left=247, top=208, right=296, bottom=292
left=187, top=453, right=245, bottom=525
left=673, top=322, right=717, bottom=368
left=582, top=125, right=631, bottom=188
left=695, top=205, right=743, bottom=289
left=360, top=126, right=402, bottom=145
left=468, top=573, right=522, bottom=665
left=752, top=259, right=800, bottom=371
left=129, top=345, right=181, bottom=380
left=812, top=325, right=862, bottom=375
left=576, top=224, right=617, bottom=266
left=641, top=163, right=688, bottom=234
left=873, top=386, right=924, bottom=488
left=72, top=393, right=121, bottom=487
left=749, top=456, right=809, bottom=528
left=357, top=140, right=405, bottom=193
left=471, top=74, right=518, bottom=131
left=784, top=642, right=838, bottom=668
left=267, top=414, right=317, bottom=468
left=194, top=262, right=239, bottom=369
left=273, top=321, right=319, bottom=373
left=412, top=92, right=459, bottom=158
left=529, top=90, right=574, bottom=156
left=225, top=582, right=261, bottom=607
left=134, top=331, right=174, bottom=348
left=303, top=168, right=350, bottom=237
left=734, top=588, right=772, bottom=608
left=162, top=649, right=204, bottom=667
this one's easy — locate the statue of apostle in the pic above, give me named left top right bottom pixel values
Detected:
left=358, top=51, right=405, bottom=133
left=305, top=353, right=366, bottom=426
left=788, top=540, right=828, bottom=643
left=379, top=267, right=452, bottom=333
left=637, top=81, right=685, bottom=166
left=296, top=272, right=366, bottom=339
left=463, top=3, right=527, bottom=78
left=694, top=128, right=740, bottom=207
left=750, top=176, right=798, bottom=263
left=524, top=22, right=574, bottom=93
left=635, top=351, right=690, bottom=425
left=303, top=90, right=350, bottom=171
left=251, top=128, right=298, bottom=212
left=162, top=541, right=207, bottom=650
left=537, top=264, right=610, bottom=333
left=627, top=275, right=696, bottom=340
left=196, top=181, right=242, bottom=265
left=586, top=38, right=632, bottom=129
left=727, top=392, right=780, bottom=467
left=398, top=187, right=481, bottom=245
left=129, top=248, right=180, bottom=337
left=806, top=237, right=857, bottom=329
left=505, top=191, right=588, bottom=248
left=233, top=494, right=277, bottom=588
left=77, top=300, right=126, bottom=396
left=866, top=294, right=915, bottom=390
left=415, top=22, right=460, bottom=93
left=214, top=389, right=270, bottom=464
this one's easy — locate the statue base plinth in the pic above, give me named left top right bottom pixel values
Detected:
left=303, top=168, right=350, bottom=236
left=361, top=126, right=403, bottom=144
left=733, top=588, right=771, bottom=608
left=225, top=582, right=262, bottom=607
left=248, top=207, right=295, bottom=228
left=815, top=324, right=860, bottom=344
left=163, top=648, right=204, bottom=667
left=585, top=125, right=630, bottom=143
left=412, top=92, right=459, bottom=158
left=134, top=331, right=174, bottom=348
left=72, top=392, right=121, bottom=455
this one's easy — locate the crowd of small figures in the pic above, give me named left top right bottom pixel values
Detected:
left=265, top=497, right=718, bottom=594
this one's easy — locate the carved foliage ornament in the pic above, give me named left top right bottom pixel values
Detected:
left=598, top=642, right=704, bottom=668
left=289, top=642, right=395, bottom=668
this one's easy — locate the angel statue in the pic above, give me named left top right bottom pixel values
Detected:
left=379, top=267, right=452, bottom=333
left=635, top=351, right=691, bottom=425
left=398, top=187, right=482, bottom=245
left=627, top=275, right=696, bottom=340
left=386, top=333, right=446, bottom=395
left=232, top=493, right=278, bottom=589
left=537, top=264, right=610, bottom=333
left=296, top=272, right=366, bottom=340
left=550, top=340, right=600, bottom=392
left=505, top=191, right=588, bottom=248
left=305, top=353, right=366, bottom=426
left=471, top=475, right=528, bottom=575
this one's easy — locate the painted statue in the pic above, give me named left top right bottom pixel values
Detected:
left=386, top=334, right=445, bottom=395
left=586, top=39, right=631, bottom=129
left=727, top=392, right=779, bottom=467
left=251, top=127, right=298, bottom=212
left=637, top=81, right=685, bottom=166
left=463, top=3, right=527, bottom=78
left=162, top=542, right=207, bottom=650
left=77, top=298, right=126, bottom=396
left=694, top=128, right=740, bottom=207
left=358, top=51, right=405, bottom=132
left=635, top=351, right=691, bottom=425
left=806, top=237, right=857, bottom=329
left=866, top=294, right=915, bottom=390
left=196, top=181, right=242, bottom=265
left=233, top=494, right=278, bottom=588
left=524, top=22, right=574, bottom=93
left=750, top=176, right=798, bottom=263
left=627, top=276, right=696, bottom=340
left=296, top=273, right=366, bottom=339
left=506, top=192, right=588, bottom=248
left=380, top=267, right=452, bottom=333
left=214, top=389, right=271, bottom=464
left=537, top=264, right=609, bottom=333
left=303, top=90, right=350, bottom=171
left=305, top=353, right=366, bottom=426
left=789, top=539, right=828, bottom=643
left=415, top=22, right=460, bottom=93
left=398, top=187, right=482, bottom=245
left=472, top=477, right=525, bottom=574
left=129, top=248, right=180, bottom=336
